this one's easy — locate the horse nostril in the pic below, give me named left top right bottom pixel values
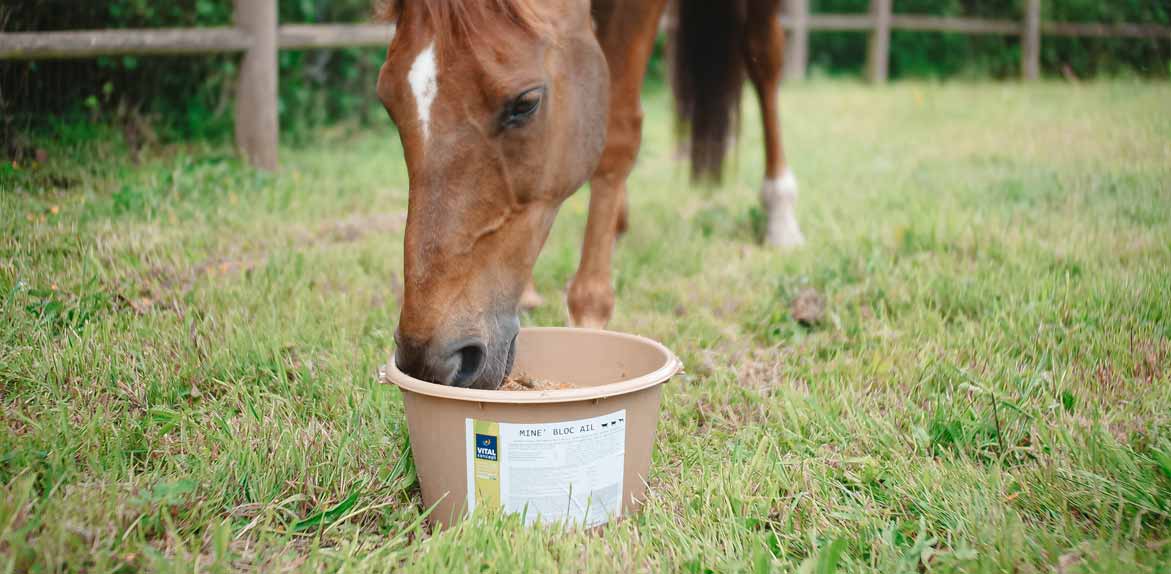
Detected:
left=450, top=344, right=486, bottom=387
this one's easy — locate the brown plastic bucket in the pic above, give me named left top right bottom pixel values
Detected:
left=384, top=327, right=682, bottom=528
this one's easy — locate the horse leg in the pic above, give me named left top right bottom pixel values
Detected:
left=567, top=0, right=667, bottom=329
left=745, top=0, right=804, bottom=248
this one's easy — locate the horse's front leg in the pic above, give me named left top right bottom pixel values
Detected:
left=568, top=146, right=633, bottom=328
left=567, top=0, right=667, bottom=329
left=569, top=99, right=647, bottom=328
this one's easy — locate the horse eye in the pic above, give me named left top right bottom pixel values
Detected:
left=503, top=87, right=543, bottom=128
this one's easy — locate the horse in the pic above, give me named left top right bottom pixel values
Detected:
left=377, top=0, right=803, bottom=389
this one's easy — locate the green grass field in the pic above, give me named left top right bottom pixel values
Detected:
left=3, top=81, right=1170, bottom=572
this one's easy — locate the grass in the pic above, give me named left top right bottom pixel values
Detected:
left=2, top=80, right=1170, bottom=572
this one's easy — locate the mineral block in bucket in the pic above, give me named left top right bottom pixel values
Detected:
left=385, top=327, right=681, bottom=528
left=466, top=410, right=627, bottom=527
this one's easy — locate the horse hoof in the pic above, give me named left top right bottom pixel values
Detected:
left=566, top=278, right=614, bottom=329
left=765, top=224, right=805, bottom=249
left=520, top=283, right=545, bottom=311
left=569, top=315, right=608, bottom=330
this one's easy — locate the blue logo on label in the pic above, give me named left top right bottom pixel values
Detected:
left=475, top=434, right=497, bottom=461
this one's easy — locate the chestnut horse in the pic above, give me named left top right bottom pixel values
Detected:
left=377, top=0, right=803, bottom=388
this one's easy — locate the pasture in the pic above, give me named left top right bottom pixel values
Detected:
left=2, top=81, right=1170, bottom=572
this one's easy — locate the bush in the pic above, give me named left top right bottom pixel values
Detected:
left=1, top=0, right=388, bottom=143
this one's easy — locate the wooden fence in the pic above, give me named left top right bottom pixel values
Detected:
left=1, top=0, right=1167, bottom=170
left=0, top=0, right=393, bottom=171
left=781, top=0, right=1171, bottom=83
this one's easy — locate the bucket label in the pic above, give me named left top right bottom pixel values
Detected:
left=465, top=409, right=626, bottom=527
left=470, top=420, right=501, bottom=509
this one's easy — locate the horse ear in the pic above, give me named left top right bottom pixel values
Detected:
left=375, top=0, right=402, bottom=22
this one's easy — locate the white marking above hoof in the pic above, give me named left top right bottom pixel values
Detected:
left=761, top=169, right=805, bottom=249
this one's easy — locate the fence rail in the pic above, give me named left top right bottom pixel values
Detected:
left=775, top=11, right=1171, bottom=37
left=780, top=0, right=1171, bottom=82
left=0, top=24, right=392, bottom=58
left=2, top=0, right=1167, bottom=169
left=0, top=28, right=253, bottom=58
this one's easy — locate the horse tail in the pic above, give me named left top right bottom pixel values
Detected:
left=669, top=0, right=746, bottom=182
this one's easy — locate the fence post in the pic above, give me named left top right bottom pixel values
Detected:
left=866, top=0, right=891, bottom=83
left=784, top=0, right=809, bottom=81
left=234, top=0, right=279, bottom=171
left=1022, top=0, right=1041, bottom=80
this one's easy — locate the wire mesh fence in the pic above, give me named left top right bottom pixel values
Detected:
left=1, top=0, right=388, bottom=158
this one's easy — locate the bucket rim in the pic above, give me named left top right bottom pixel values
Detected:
left=382, top=327, right=682, bottom=404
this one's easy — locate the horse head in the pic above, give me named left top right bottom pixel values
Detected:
left=377, top=0, right=608, bottom=388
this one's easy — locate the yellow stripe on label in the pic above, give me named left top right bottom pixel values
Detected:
left=472, top=419, right=500, bottom=509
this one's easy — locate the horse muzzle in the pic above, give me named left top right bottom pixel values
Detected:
left=393, top=314, right=519, bottom=389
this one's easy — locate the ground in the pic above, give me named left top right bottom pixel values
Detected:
left=2, top=81, right=1170, bottom=573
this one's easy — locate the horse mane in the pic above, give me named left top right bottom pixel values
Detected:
left=376, top=0, right=549, bottom=43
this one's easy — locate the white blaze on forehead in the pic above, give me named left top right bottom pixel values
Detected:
left=407, top=41, right=439, bottom=142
